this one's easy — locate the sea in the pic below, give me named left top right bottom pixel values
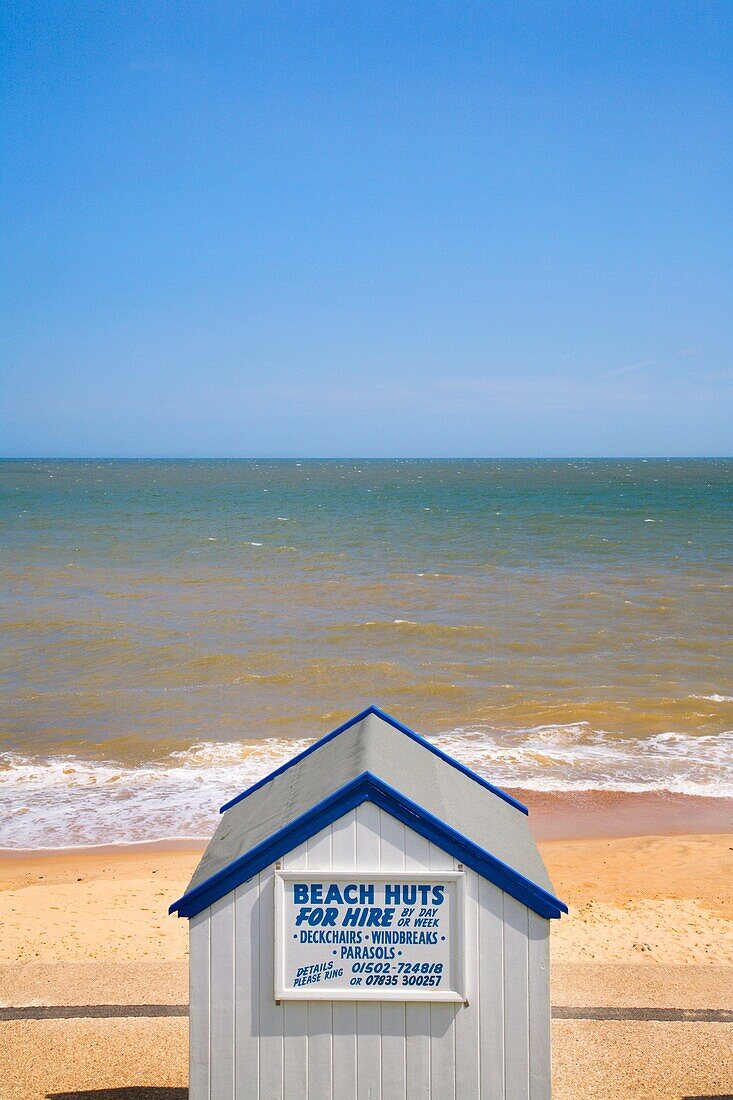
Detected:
left=1, top=458, right=731, bottom=849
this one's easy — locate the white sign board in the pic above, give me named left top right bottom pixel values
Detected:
left=274, top=870, right=465, bottom=1001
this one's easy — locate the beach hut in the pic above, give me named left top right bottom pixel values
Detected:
left=170, top=705, right=567, bottom=1099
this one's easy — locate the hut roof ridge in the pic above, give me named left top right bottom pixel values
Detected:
left=219, top=704, right=527, bottom=816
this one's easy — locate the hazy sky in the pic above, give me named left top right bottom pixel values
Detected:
left=2, top=2, right=731, bottom=457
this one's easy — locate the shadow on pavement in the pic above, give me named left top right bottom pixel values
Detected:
left=48, top=1090, right=188, bottom=1100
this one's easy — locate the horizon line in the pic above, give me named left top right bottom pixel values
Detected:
left=1, top=454, right=732, bottom=462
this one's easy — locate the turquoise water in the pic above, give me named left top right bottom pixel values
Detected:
left=1, top=459, right=731, bottom=846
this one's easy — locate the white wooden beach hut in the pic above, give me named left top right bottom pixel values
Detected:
left=170, top=705, right=567, bottom=1099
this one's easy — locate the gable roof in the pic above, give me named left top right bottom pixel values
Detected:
left=170, top=706, right=567, bottom=920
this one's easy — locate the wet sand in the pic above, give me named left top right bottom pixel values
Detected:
left=515, top=788, right=733, bottom=840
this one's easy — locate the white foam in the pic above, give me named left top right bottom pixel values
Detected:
left=0, top=724, right=731, bottom=849
left=0, top=738, right=310, bottom=850
left=435, top=724, right=733, bottom=799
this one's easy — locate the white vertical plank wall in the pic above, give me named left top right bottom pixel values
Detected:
left=306, top=826, right=334, bottom=1098
left=188, top=805, right=551, bottom=1100
left=189, top=910, right=211, bottom=1100
left=331, top=813, right=358, bottom=1098
left=404, top=826, right=431, bottom=1100
left=281, top=838, right=309, bottom=1100
left=379, top=812, right=406, bottom=1100
left=527, top=912, right=551, bottom=1100
left=355, top=801, right=384, bottom=1100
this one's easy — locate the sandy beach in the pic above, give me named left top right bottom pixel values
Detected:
left=0, top=806, right=731, bottom=1099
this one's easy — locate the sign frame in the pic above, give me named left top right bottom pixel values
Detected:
left=274, top=869, right=466, bottom=1002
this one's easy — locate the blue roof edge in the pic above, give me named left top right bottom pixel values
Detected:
left=171, top=771, right=566, bottom=921
left=219, top=704, right=528, bottom=816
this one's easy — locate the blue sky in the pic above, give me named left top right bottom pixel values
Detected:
left=2, top=1, right=731, bottom=457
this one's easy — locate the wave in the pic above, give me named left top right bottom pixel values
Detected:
left=435, top=724, right=733, bottom=797
left=354, top=620, right=489, bottom=637
left=0, top=738, right=306, bottom=850
left=1, top=723, right=731, bottom=849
